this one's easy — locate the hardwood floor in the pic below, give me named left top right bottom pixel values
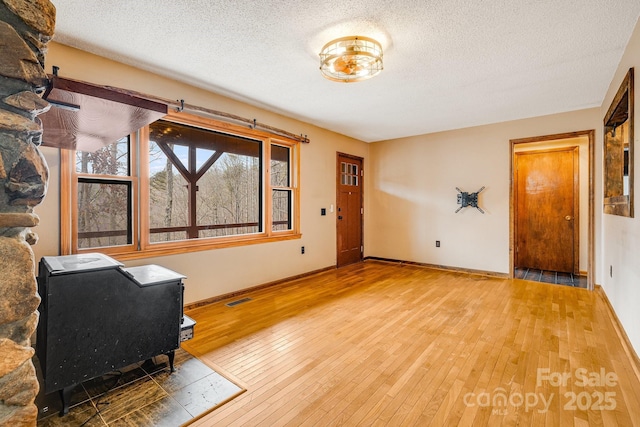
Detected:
left=183, top=261, right=640, bottom=426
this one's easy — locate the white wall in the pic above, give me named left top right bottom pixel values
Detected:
left=599, top=17, right=640, bottom=354
left=32, top=43, right=369, bottom=304
left=368, top=110, right=600, bottom=275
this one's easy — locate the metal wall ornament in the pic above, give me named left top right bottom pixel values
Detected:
left=455, top=186, right=485, bottom=213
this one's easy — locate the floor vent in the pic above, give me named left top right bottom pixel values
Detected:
left=225, top=297, right=252, bottom=307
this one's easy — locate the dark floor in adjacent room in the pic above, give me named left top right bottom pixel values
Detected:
left=35, top=348, right=243, bottom=427
left=514, top=267, right=587, bottom=288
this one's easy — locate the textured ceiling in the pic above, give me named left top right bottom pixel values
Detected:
left=50, top=0, right=640, bottom=142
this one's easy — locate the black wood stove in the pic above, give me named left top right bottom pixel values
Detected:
left=36, top=253, right=187, bottom=415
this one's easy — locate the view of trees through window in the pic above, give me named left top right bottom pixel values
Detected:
left=271, top=144, right=292, bottom=231
left=71, top=115, right=298, bottom=253
left=76, top=138, right=131, bottom=249
left=148, top=120, right=263, bottom=242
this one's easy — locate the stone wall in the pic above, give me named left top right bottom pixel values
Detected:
left=0, top=1, right=55, bottom=425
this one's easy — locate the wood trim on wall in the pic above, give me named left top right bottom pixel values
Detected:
left=595, top=285, right=640, bottom=385
left=588, top=129, right=595, bottom=289
left=60, top=149, right=72, bottom=255
left=294, top=139, right=301, bottom=235
left=364, top=256, right=509, bottom=279
left=184, top=265, right=337, bottom=310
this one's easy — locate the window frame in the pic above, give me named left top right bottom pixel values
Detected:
left=63, top=135, right=139, bottom=256
left=61, top=111, right=301, bottom=260
left=146, top=118, right=265, bottom=242
left=270, top=143, right=296, bottom=233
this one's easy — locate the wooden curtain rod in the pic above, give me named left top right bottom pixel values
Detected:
left=98, top=84, right=311, bottom=144
left=171, top=98, right=310, bottom=143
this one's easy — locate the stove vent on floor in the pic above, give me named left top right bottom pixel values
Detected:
left=225, top=297, right=252, bottom=307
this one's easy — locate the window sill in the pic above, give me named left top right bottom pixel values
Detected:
left=75, top=233, right=302, bottom=262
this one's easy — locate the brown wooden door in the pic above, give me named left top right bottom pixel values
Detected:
left=515, top=147, right=579, bottom=273
left=337, top=154, right=363, bottom=267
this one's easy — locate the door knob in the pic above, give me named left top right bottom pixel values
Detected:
left=565, top=215, right=573, bottom=221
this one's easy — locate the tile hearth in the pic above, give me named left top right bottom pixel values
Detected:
left=35, top=348, right=241, bottom=426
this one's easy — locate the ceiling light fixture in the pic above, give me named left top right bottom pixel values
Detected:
left=319, top=36, right=383, bottom=83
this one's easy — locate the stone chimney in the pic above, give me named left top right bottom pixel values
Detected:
left=0, top=1, right=55, bottom=425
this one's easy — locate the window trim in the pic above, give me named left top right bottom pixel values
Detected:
left=61, top=111, right=301, bottom=260
left=62, top=135, right=139, bottom=256
left=270, top=143, right=296, bottom=233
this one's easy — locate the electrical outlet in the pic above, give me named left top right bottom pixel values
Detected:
left=436, top=240, right=440, bottom=247
left=301, top=246, right=305, bottom=254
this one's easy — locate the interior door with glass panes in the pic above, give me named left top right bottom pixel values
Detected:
left=336, top=154, right=363, bottom=267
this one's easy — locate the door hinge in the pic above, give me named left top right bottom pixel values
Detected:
left=361, top=169, right=364, bottom=176
left=361, top=208, right=364, bottom=215
left=361, top=245, right=364, bottom=253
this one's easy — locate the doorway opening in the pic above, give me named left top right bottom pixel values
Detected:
left=510, top=131, right=595, bottom=290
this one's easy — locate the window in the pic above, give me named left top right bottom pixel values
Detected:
left=73, top=137, right=136, bottom=251
left=148, top=119, right=263, bottom=241
left=340, top=161, right=359, bottom=186
left=271, top=144, right=293, bottom=231
left=62, top=111, right=300, bottom=259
